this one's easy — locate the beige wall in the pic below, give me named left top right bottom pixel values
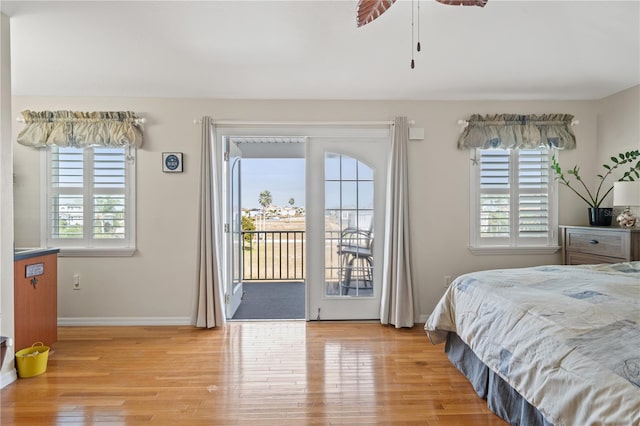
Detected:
left=10, top=86, right=639, bottom=324
left=596, top=85, right=640, bottom=178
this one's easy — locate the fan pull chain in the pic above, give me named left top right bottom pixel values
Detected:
left=411, top=0, right=415, bottom=69
left=410, top=0, right=421, bottom=69
left=417, top=0, right=421, bottom=52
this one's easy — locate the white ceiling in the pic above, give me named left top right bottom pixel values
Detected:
left=2, top=0, right=639, bottom=101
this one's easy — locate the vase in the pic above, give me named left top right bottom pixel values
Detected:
left=588, top=207, right=613, bottom=226
left=616, top=208, right=638, bottom=228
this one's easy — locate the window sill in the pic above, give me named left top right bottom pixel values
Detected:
left=57, top=247, right=137, bottom=257
left=468, top=246, right=561, bottom=255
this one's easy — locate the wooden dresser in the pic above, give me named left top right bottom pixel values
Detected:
left=560, top=225, right=640, bottom=265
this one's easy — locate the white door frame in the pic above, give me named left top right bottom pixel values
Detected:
left=217, top=124, right=391, bottom=321
left=218, top=127, right=307, bottom=320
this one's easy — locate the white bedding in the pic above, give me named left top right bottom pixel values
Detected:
left=424, top=262, right=640, bottom=426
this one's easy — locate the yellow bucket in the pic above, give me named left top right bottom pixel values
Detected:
left=15, top=342, right=50, bottom=378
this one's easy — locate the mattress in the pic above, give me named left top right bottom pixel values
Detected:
left=424, top=262, right=640, bottom=426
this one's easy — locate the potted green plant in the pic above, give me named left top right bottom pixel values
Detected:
left=551, top=149, right=640, bottom=226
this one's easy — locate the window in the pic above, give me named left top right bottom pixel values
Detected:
left=43, top=146, right=136, bottom=255
left=469, top=148, right=558, bottom=254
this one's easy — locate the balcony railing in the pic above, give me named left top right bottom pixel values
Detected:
left=241, top=231, right=305, bottom=281
left=239, top=229, right=369, bottom=295
left=240, top=230, right=348, bottom=281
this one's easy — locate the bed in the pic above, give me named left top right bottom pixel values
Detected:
left=424, top=262, right=640, bottom=426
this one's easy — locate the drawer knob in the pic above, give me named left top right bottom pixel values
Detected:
left=588, top=239, right=599, bottom=244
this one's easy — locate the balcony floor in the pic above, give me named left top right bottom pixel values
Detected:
left=231, top=281, right=305, bottom=320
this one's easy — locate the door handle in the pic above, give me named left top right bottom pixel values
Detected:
left=30, top=277, right=38, bottom=289
left=588, top=239, right=599, bottom=244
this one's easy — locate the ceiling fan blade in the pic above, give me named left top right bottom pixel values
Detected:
left=356, top=0, right=397, bottom=28
left=435, top=0, right=488, bottom=6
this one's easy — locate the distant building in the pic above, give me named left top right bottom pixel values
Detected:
left=242, top=206, right=305, bottom=219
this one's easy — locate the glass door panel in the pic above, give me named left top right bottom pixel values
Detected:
left=306, top=136, right=388, bottom=320
left=324, top=153, right=374, bottom=298
left=226, top=141, right=243, bottom=318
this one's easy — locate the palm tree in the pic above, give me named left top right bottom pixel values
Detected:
left=288, top=198, right=295, bottom=221
left=258, top=190, right=272, bottom=231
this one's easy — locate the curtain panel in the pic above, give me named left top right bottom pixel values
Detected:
left=380, top=116, right=415, bottom=328
left=458, top=114, right=576, bottom=150
left=17, top=110, right=143, bottom=148
left=195, top=117, right=225, bottom=328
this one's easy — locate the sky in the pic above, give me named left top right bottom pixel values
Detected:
left=241, top=158, right=305, bottom=209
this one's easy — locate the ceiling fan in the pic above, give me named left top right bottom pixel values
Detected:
left=356, top=0, right=487, bottom=28
left=356, top=0, right=488, bottom=68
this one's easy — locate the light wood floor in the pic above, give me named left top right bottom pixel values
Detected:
left=1, top=322, right=505, bottom=425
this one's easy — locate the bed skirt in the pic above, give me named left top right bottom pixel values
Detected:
left=445, top=332, right=553, bottom=426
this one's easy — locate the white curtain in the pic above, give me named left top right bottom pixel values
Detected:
left=380, top=116, right=415, bottom=328
left=195, top=117, right=225, bottom=328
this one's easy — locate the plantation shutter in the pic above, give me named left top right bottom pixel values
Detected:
left=93, top=148, right=127, bottom=240
left=479, top=149, right=510, bottom=240
left=476, top=149, right=553, bottom=247
left=48, top=146, right=131, bottom=248
left=518, top=150, right=550, bottom=242
left=51, top=147, right=84, bottom=239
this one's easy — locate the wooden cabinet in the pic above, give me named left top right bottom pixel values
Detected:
left=13, top=250, right=58, bottom=351
left=560, top=226, right=640, bottom=265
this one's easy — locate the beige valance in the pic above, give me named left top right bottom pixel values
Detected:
left=17, top=110, right=144, bottom=149
left=458, top=113, right=576, bottom=150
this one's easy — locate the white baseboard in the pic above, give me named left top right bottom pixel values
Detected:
left=0, top=368, right=17, bottom=389
left=60, top=316, right=428, bottom=327
left=58, top=317, right=192, bottom=326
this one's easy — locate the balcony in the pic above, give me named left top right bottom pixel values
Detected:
left=233, top=228, right=373, bottom=319
left=238, top=229, right=371, bottom=292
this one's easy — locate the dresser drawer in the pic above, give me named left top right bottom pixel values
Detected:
left=565, top=251, right=625, bottom=265
left=564, top=228, right=629, bottom=259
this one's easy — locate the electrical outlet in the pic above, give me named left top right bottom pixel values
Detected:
left=444, top=275, right=452, bottom=288
left=73, top=274, right=80, bottom=290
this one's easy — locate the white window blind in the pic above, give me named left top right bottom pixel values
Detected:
left=470, top=148, right=557, bottom=252
left=45, top=146, right=136, bottom=255
left=518, top=150, right=551, bottom=241
left=93, top=149, right=126, bottom=240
